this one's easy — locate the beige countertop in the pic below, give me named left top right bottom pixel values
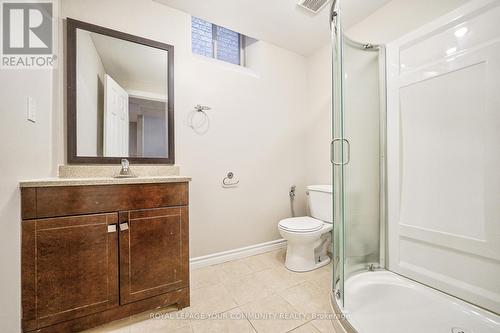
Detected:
left=20, top=175, right=191, bottom=188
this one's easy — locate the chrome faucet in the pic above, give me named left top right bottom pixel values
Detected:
left=120, top=159, right=129, bottom=174
left=116, top=159, right=136, bottom=178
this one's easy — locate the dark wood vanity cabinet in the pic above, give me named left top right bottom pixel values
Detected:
left=119, top=207, right=189, bottom=304
left=21, top=182, right=190, bottom=333
left=22, top=213, right=119, bottom=330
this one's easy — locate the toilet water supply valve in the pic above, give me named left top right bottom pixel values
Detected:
left=289, top=185, right=296, bottom=217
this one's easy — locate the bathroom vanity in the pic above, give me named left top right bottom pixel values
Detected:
left=20, top=176, right=190, bottom=332
left=18, top=17, right=189, bottom=332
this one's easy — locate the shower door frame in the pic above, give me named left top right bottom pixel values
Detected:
left=331, top=0, right=347, bottom=308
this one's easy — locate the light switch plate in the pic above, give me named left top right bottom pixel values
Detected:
left=27, top=96, right=36, bottom=123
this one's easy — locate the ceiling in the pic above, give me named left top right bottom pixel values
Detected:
left=154, top=0, right=391, bottom=56
left=89, top=32, right=167, bottom=95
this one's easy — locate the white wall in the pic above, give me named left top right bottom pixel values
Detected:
left=0, top=1, right=60, bottom=329
left=347, top=0, right=471, bottom=44
left=76, top=30, right=106, bottom=156
left=305, top=45, right=332, bottom=186
left=58, top=0, right=309, bottom=257
left=0, top=67, right=57, bottom=333
left=0, top=69, right=55, bottom=333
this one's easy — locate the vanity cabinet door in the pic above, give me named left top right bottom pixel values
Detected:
left=119, top=206, right=189, bottom=304
left=22, top=213, right=119, bottom=331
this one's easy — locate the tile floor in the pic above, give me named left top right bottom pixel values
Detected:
left=85, top=249, right=338, bottom=333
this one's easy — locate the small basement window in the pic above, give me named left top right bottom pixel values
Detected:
left=192, top=17, right=245, bottom=66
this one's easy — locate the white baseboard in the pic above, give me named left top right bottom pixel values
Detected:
left=190, top=238, right=287, bottom=269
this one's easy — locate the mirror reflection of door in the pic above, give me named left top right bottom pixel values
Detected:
left=104, top=74, right=129, bottom=157
left=75, top=28, right=169, bottom=159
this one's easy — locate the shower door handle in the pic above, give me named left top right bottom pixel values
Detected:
left=330, top=138, right=340, bottom=164
left=331, top=138, right=350, bottom=166
left=344, top=139, right=351, bottom=165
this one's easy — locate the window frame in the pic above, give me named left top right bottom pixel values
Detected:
left=192, top=17, right=245, bottom=66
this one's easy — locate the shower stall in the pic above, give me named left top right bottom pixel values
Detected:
left=330, top=0, right=500, bottom=332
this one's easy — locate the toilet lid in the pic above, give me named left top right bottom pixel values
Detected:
left=279, top=217, right=323, bottom=233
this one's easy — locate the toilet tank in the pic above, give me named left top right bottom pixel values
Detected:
left=307, top=185, right=333, bottom=223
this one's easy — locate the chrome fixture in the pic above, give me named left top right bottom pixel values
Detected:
left=121, top=159, right=129, bottom=173
left=330, top=0, right=338, bottom=25
left=194, top=104, right=211, bottom=112
left=289, top=185, right=296, bottom=217
left=189, top=105, right=211, bottom=135
left=222, top=171, right=239, bottom=188
left=451, top=328, right=469, bottom=333
left=329, top=0, right=381, bottom=51
left=114, top=159, right=137, bottom=178
left=331, top=138, right=350, bottom=165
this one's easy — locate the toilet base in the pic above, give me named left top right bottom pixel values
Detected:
left=315, top=255, right=331, bottom=269
left=284, top=241, right=332, bottom=272
left=285, top=253, right=331, bottom=272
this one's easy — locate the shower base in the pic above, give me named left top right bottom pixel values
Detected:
left=334, top=271, right=499, bottom=333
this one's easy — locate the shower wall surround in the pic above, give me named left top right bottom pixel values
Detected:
left=386, top=0, right=500, bottom=313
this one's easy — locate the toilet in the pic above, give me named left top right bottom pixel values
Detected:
left=278, top=185, right=333, bottom=272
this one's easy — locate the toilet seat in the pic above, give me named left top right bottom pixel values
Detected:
left=278, top=217, right=323, bottom=233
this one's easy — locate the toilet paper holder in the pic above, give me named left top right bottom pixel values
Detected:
left=222, top=172, right=239, bottom=187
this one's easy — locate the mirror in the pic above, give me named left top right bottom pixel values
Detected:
left=67, top=19, right=174, bottom=164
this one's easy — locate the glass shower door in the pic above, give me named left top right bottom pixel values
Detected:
left=331, top=2, right=346, bottom=307
left=343, top=42, right=383, bottom=280
left=331, top=0, right=385, bottom=310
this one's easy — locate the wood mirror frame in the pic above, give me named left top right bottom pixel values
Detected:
left=66, top=18, right=175, bottom=164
